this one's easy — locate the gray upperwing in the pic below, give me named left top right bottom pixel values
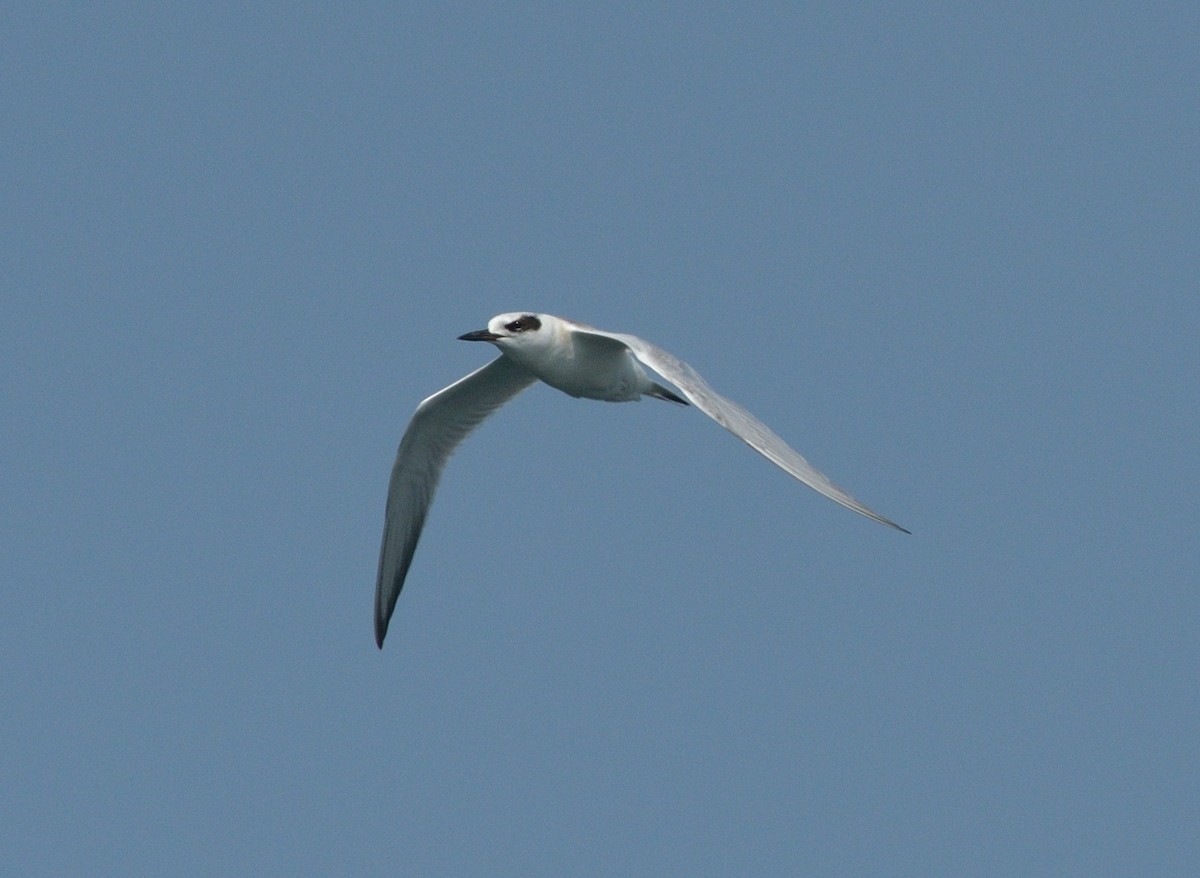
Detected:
left=575, top=326, right=909, bottom=533
left=376, top=356, right=537, bottom=647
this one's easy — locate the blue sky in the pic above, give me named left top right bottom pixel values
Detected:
left=3, top=4, right=1197, bottom=875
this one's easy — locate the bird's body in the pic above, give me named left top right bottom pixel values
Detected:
left=375, top=312, right=907, bottom=648
left=473, top=315, right=680, bottom=403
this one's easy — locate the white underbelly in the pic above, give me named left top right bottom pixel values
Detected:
left=534, top=350, right=644, bottom=402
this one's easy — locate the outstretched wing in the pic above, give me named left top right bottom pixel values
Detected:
left=376, top=356, right=536, bottom=647
left=573, top=324, right=909, bottom=533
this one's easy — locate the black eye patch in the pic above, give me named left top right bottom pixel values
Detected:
left=503, top=315, right=542, bottom=333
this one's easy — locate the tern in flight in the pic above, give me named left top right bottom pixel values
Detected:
left=375, top=312, right=907, bottom=647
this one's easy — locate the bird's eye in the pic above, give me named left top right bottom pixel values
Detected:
left=504, top=315, right=541, bottom=333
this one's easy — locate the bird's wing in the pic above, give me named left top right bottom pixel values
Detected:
left=376, top=356, right=536, bottom=647
left=576, top=325, right=909, bottom=533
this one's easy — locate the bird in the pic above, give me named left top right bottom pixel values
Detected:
left=375, top=312, right=907, bottom=648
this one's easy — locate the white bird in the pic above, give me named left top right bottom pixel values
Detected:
left=375, top=312, right=907, bottom=647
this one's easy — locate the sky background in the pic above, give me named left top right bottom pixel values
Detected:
left=3, top=4, right=1197, bottom=876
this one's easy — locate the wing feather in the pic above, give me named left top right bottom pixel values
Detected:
left=578, top=326, right=909, bottom=533
left=375, top=356, right=536, bottom=647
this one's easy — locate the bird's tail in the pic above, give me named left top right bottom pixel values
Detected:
left=646, top=382, right=688, bottom=405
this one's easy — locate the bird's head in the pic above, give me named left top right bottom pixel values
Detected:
left=458, top=313, right=558, bottom=353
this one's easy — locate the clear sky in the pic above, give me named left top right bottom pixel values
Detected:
left=4, top=4, right=1197, bottom=876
